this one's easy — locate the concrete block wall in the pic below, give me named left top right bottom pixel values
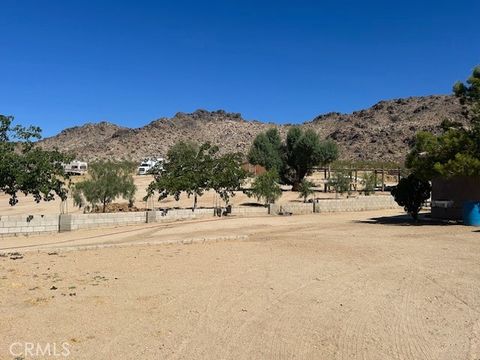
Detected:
left=269, top=203, right=314, bottom=215
left=230, top=206, right=269, bottom=216
left=161, top=208, right=213, bottom=220
left=314, top=195, right=400, bottom=213
left=58, top=208, right=215, bottom=232
left=0, top=214, right=59, bottom=237
left=67, top=212, right=148, bottom=231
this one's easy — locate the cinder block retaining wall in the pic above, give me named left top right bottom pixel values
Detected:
left=269, top=203, right=313, bottom=215
left=63, top=212, right=148, bottom=231
left=0, top=214, right=59, bottom=236
left=231, top=207, right=269, bottom=216
left=61, top=209, right=216, bottom=232
left=269, top=196, right=400, bottom=215
left=314, top=196, right=400, bottom=213
left=1, top=196, right=400, bottom=238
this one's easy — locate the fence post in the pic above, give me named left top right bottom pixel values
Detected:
left=381, top=168, right=385, bottom=192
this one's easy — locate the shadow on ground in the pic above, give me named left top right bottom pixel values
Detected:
left=354, top=213, right=461, bottom=226
left=239, top=202, right=267, bottom=207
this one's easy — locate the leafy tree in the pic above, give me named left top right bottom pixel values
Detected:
left=72, top=160, right=136, bottom=213
left=391, top=174, right=431, bottom=221
left=454, top=65, right=480, bottom=114
left=407, top=65, right=480, bottom=179
left=146, top=142, right=218, bottom=209
left=211, top=152, right=248, bottom=205
left=248, top=127, right=338, bottom=190
left=329, top=169, right=351, bottom=197
left=248, top=128, right=283, bottom=172
left=248, top=170, right=282, bottom=205
left=0, top=115, right=72, bottom=206
left=298, top=179, right=315, bottom=202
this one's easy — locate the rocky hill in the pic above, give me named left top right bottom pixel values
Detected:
left=38, top=95, right=466, bottom=163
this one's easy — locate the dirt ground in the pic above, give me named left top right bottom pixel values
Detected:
left=1, top=210, right=479, bottom=359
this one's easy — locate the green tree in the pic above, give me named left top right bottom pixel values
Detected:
left=248, top=170, right=282, bottom=205
left=211, top=152, right=248, bottom=205
left=298, top=179, right=315, bottom=203
left=248, top=127, right=339, bottom=190
left=454, top=65, right=480, bottom=116
left=0, top=115, right=72, bottom=206
left=391, top=174, right=431, bottom=221
left=248, top=128, right=283, bottom=172
left=72, top=160, right=137, bottom=213
left=146, top=142, right=218, bottom=209
left=407, top=65, right=480, bottom=179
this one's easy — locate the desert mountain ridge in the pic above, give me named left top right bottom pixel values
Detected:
left=38, top=95, right=466, bottom=163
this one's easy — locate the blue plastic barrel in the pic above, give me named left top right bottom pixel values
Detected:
left=463, top=201, right=480, bottom=226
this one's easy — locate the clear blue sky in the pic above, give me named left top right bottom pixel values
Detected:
left=1, top=0, right=479, bottom=137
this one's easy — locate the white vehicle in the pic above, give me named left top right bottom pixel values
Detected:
left=137, top=158, right=164, bottom=175
left=64, top=160, right=88, bottom=176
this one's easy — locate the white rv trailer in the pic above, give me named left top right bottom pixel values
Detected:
left=64, top=160, right=88, bottom=176
left=137, top=158, right=164, bottom=175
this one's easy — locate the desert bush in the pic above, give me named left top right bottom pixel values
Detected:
left=391, top=174, right=431, bottom=221
left=298, top=179, right=315, bottom=202
left=362, top=172, right=377, bottom=195
left=329, top=169, right=351, bottom=196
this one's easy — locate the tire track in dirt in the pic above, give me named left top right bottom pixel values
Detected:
left=404, top=275, right=435, bottom=360
left=235, top=236, right=402, bottom=360
left=227, top=275, right=337, bottom=358
left=335, top=272, right=372, bottom=360
left=0, top=217, right=228, bottom=252
left=468, top=320, right=480, bottom=360
left=167, top=263, right=263, bottom=359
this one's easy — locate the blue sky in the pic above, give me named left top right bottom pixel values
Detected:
left=1, top=0, right=479, bottom=137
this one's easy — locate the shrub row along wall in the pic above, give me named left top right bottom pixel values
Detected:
left=269, top=196, right=400, bottom=215
left=0, top=214, right=59, bottom=236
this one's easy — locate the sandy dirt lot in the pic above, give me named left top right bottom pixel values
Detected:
left=1, top=210, right=479, bottom=359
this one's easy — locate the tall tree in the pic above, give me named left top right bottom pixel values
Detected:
left=0, top=115, right=72, bottom=206
left=146, top=142, right=218, bottom=209
left=210, top=152, right=248, bottom=205
left=248, top=128, right=283, bottom=173
left=248, top=127, right=338, bottom=190
left=285, top=128, right=338, bottom=189
left=406, top=65, right=480, bottom=179
left=72, top=160, right=137, bottom=213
